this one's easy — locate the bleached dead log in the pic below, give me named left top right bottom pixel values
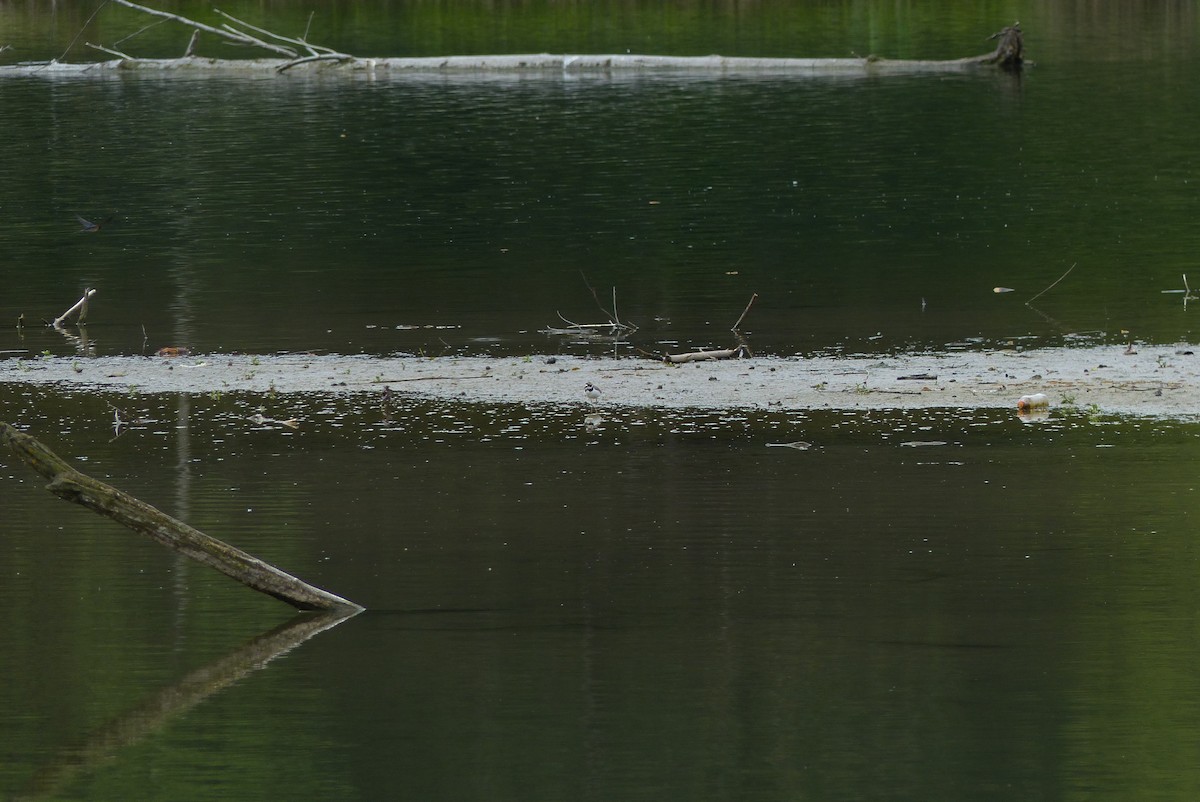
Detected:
left=2, top=51, right=1028, bottom=78
left=0, top=422, right=363, bottom=613
left=2, top=16, right=1027, bottom=80
left=664, top=346, right=749, bottom=363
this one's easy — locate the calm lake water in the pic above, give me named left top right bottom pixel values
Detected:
left=3, top=2, right=1200, bottom=800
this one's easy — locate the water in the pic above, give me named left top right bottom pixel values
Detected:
left=4, top=2, right=1200, bottom=800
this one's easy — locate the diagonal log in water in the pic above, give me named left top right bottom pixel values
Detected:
left=0, top=421, right=364, bottom=613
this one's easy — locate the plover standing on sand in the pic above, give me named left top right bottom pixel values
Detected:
left=584, top=382, right=602, bottom=402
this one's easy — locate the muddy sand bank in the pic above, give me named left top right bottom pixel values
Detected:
left=2, top=344, right=1197, bottom=419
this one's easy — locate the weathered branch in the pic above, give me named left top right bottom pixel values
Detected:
left=214, top=8, right=348, bottom=59
left=1, top=422, right=363, bottom=612
left=731, top=292, right=758, bottom=331
left=86, top=42, right=135, bottom=61
left=53, top=288, right=96, bottom=328
left=110, top=0, right=298, bottom=57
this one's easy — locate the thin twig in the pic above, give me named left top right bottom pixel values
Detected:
left=218, top=23, right=298, bottom=56
left=214, top=8, right=345, bottom=57
left=731, top=292, right=759, bottom=331
left=1026, top=262, right=1077, bottom=307
left=56, top=0, right=111, bottom=64
left=114, top=18, right=168, bottom=47
left=579, top=270, right=617, bottom=323
left=86, top=42, right=135, bottom=61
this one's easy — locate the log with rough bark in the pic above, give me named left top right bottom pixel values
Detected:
left=0, top=421, right=363, bottom=613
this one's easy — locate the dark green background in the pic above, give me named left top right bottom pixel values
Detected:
left=3, top=3, right=1200, bottom=800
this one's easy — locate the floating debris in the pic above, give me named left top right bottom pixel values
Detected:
left=1016, top=393, right=1049, bottom=412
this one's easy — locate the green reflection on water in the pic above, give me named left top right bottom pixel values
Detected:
left=4, top=1, right=1200, bottom=798
left=3, top=385, right=1200, bottom=798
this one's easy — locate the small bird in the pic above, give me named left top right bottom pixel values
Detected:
left=584, top=382, right=602, bottom=402
left=75, top=214, right=114, bottom=233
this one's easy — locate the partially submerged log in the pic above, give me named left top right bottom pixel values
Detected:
left=0, top=4, right=1025, bottom=79
left=0, top=422, right=363, bottom=613
left=0, top=50, right=1025, bottom=79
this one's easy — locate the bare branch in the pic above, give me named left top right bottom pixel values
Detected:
left=114, top=18, right=168, bottom=47
left=110, top=0, right=297, bottom=57
left=214, top=7, right=348, bottom=58
left=57, top=0, right=112, bottom=63
left=86, top=42, right=135, bottom=61
left=276, top=53, right=355, bottom=73
left=731, top=292, right=758, bottom=331
left=1025, top=262, right=1077, bottom=307
left=53, top=289, right=97, bottom=328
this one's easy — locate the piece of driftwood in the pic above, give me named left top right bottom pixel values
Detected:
left=664, top=345, right=750, bottom=363
left=0, top=422, right=363, bottom=612
left=52, top=288, right=96, bottom=328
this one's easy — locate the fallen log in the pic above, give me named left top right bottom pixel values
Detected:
left=1, top=6, right=1025, bottom=80
left=0, top=422, right=363, bottom=613
left=0, top=50, right=1025, bottom=79
left=664, top=345, right=750, bottom=363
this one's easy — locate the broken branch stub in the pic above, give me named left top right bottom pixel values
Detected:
left=0, top=422, right=363, bottom=613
